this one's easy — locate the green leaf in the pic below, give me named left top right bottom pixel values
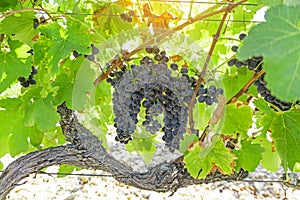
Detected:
left=0, top=161, right=3, bottom=170
left=221, top=104, right=253, bottom=135
left=0, top=11, right=38, bottom=44
left=271, top=110, right=300, bottom=170
left=180, top=134, right=197, bottom=154
left=57, top=164, right=82, bottom=178
left=233, top=140, right=264, bottom=172
left=0, top=39, right=32, bottom=93
left=257, top=0, right=283, bottom=5
left=72, top=61, right=95, bottom=110
left=9, top=125, right=29, bottom=156
left=0, top=0, right=17, bottom=11
left=52, top=56, right=94, bottom=110
left=23, top=94, right=60, bottom=132
left=284, top=0, right=300, bottom=6
left=223, top=68, right=257, bottom=101
left=0, top=98, right=23, bottom=136
left=28, top=126, right=44, bottom=148
left=0, top=98, right=23, bottom=156
left=193, top=103, right=214, bottom=131
left=0, top=136, right=9, bottom=158
left=238, top=5, right=300, bottom=101
left=126, top=136, right=157, bottom=165
left=38, top=21, right=91, bottom=71
left=184, top=137, right=236, bottom=178
left=260, top=140, right=281, bottom=172
left=254, top=99, right=276, bottom=137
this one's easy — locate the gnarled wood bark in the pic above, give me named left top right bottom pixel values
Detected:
left=0, top=103, right=248, bottom=199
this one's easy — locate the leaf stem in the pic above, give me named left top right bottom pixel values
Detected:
left=226, top=70, right=265, bottom=104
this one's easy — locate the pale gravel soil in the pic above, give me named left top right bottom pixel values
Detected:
left=2, top=135, right=300, bottom=200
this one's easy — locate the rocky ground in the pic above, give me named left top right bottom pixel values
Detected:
left=1, top=134, right=300, bottom=200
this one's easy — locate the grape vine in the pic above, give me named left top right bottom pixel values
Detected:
left=0, top=1, right=300, bottom=198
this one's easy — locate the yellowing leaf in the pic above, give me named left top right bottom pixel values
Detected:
left=184, top=137, right=236, bottom=178
left=143, top=3, right=175, bottom=29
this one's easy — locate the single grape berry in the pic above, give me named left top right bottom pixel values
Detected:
left=181, top=68, right=188, bottom=74
left=227, top=58, right=236, bottom=66
left=235, top=60, right=243, bottom=68
left=31, top=66, right=38, bottom=75
left=145, top=46, right=153, bottom=53
left=86, top=54, right=95, bottom=61
left=152, top=46, right=160, bottom=54
left=21, top=81, right=30, bottom=88
left=247, top=60, right=258, bottom=70
left=129, top=10, right=134, bottom=16
left=154, top=54, right=162, bottom=61
left=239, top=33, right=247, bottom=40
left=33, top=18, right=39, bottom=29
left=231, top=46, right=239, bottom=52
left=73, top=51, right=80, bottom=58
left=27, top=49, right=34, bottom=55
left=170, top=63, right=178, bottom=70
left=40, top=16, right=46, bottom=24
left=120, top=13, right=127, bottom=20
left=127, top=17, right=133, bottom=22
left=18, top=77, right=26, bottom=83
left=33, top=23, right=39, bottom=29
left=161, top=56, right=169, bottom=63
left=92, top=46, right=99, bottom=55
left=160, top=51, right=166, bottom=56
left=29, top=79, right=36, bottom=85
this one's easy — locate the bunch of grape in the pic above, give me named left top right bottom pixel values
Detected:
left=254, top=75, right=292, bottom=111
left=145, top=46, right=169, bottom=63
left=33, top=17, right=46, bottom=29
left=227, top=33, right=262, bottom=73
left=120, top=11, right=134, bottom=23
left=227, top=33, right=294, bottom=111
left=197, top=85, right=224, bottom=105
left=73, top=44, right=99, bottom=61
left=107, top=48, right=223, bottom=151
left=18, top=66, right=38, bottom=88
left=108, top=60, right=192, bottom=151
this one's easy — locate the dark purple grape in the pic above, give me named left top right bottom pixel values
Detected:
left=231, top=46, right=238, bottom=52
left=31, top=66, right=38, bottom=75
left=73, top=51, right=81, bottom=58
left=235, top=60, right=243, bottom=68
left=29, top=79, right=36, bottom=85
left=152, top=46, right=160, bottom=54
left=18, top=77, right=26, bottom=83
left=86, top=54, right=95, bottom=61
left=21, top=81, right=30, bottom=88
left=181, top=68, right=188, bottom=74
left=145, top=46, right=153, bottom=53
left=92, top=46, right=99, bottom=55
left=239, top=33, right=247, bottom=40
left=170, top=63, right=178, bottom=70
left=227, top=59, right=236, bottom=66
left=154, top=54, right=162, bottom=61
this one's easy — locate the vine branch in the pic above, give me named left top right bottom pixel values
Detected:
left=188, top=0, right=247, bottom=132
left=93, top=0, right=247, bottom=86
left=0, top=103, right=249, bottom=199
